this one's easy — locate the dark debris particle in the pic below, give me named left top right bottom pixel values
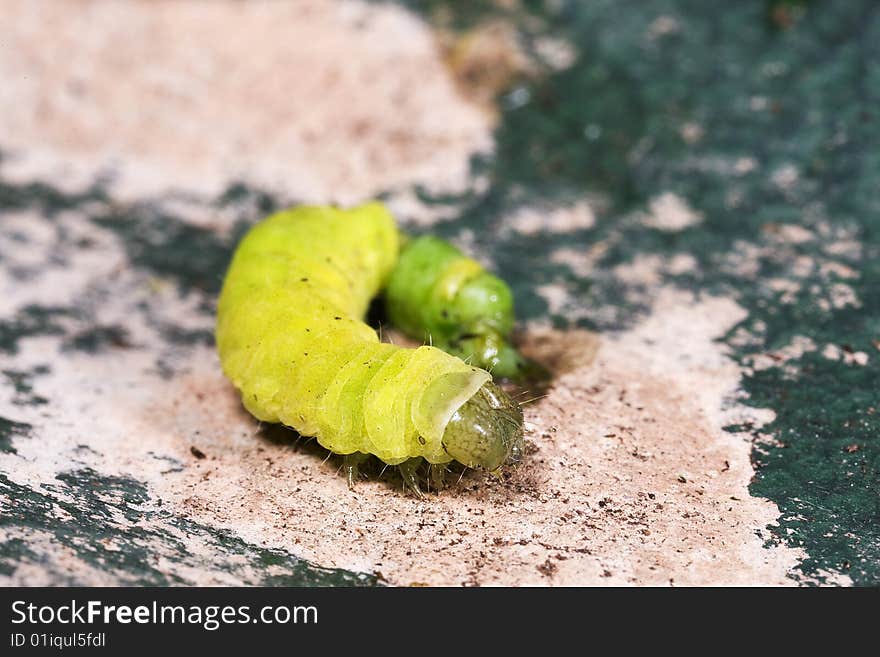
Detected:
left=190, top=446, right=207, bottom=460
left=537, top=559, right=557, bottom=577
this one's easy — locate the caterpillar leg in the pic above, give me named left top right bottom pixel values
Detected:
left=428, top=463, right=447, bottom=493
left=344, top=452, right=370, bottom=490
left=398, top=458, right=425, bottom=499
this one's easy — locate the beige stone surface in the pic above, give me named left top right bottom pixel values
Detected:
left=0, top=0, right=491, bottom=201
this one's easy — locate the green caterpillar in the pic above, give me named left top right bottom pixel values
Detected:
left=216, top=203, right=524, bottom=495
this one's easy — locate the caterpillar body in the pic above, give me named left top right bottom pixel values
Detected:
left=216, top=203, right=523, bottom=495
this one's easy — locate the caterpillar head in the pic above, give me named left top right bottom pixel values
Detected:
left=446, top=332, right=548, bottom=382
left=441, top=381, right=524, bottom=473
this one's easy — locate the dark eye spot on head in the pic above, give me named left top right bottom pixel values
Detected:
left=417, top=436, right=426, bottom=445
left=334, top=316, right=341, bottom=320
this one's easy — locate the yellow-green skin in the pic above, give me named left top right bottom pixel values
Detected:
left=216, top=203, right=492, bottom=466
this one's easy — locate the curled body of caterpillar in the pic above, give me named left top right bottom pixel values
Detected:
left=216, top=203, right=524, bottom=496
left=385, top=235, right=543, bottom=381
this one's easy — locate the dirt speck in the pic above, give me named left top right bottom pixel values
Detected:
left=537, top=559, right=557, bottom=577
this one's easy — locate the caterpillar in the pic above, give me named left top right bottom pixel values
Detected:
left=216, top=203, right=524, bottom=496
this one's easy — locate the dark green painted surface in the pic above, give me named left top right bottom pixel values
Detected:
left=385, top=0, right=879, bottom=584
left=0, top=470, right=376, bottom=585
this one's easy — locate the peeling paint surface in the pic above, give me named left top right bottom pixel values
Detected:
left=1, top=0, right=877, bottom=585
